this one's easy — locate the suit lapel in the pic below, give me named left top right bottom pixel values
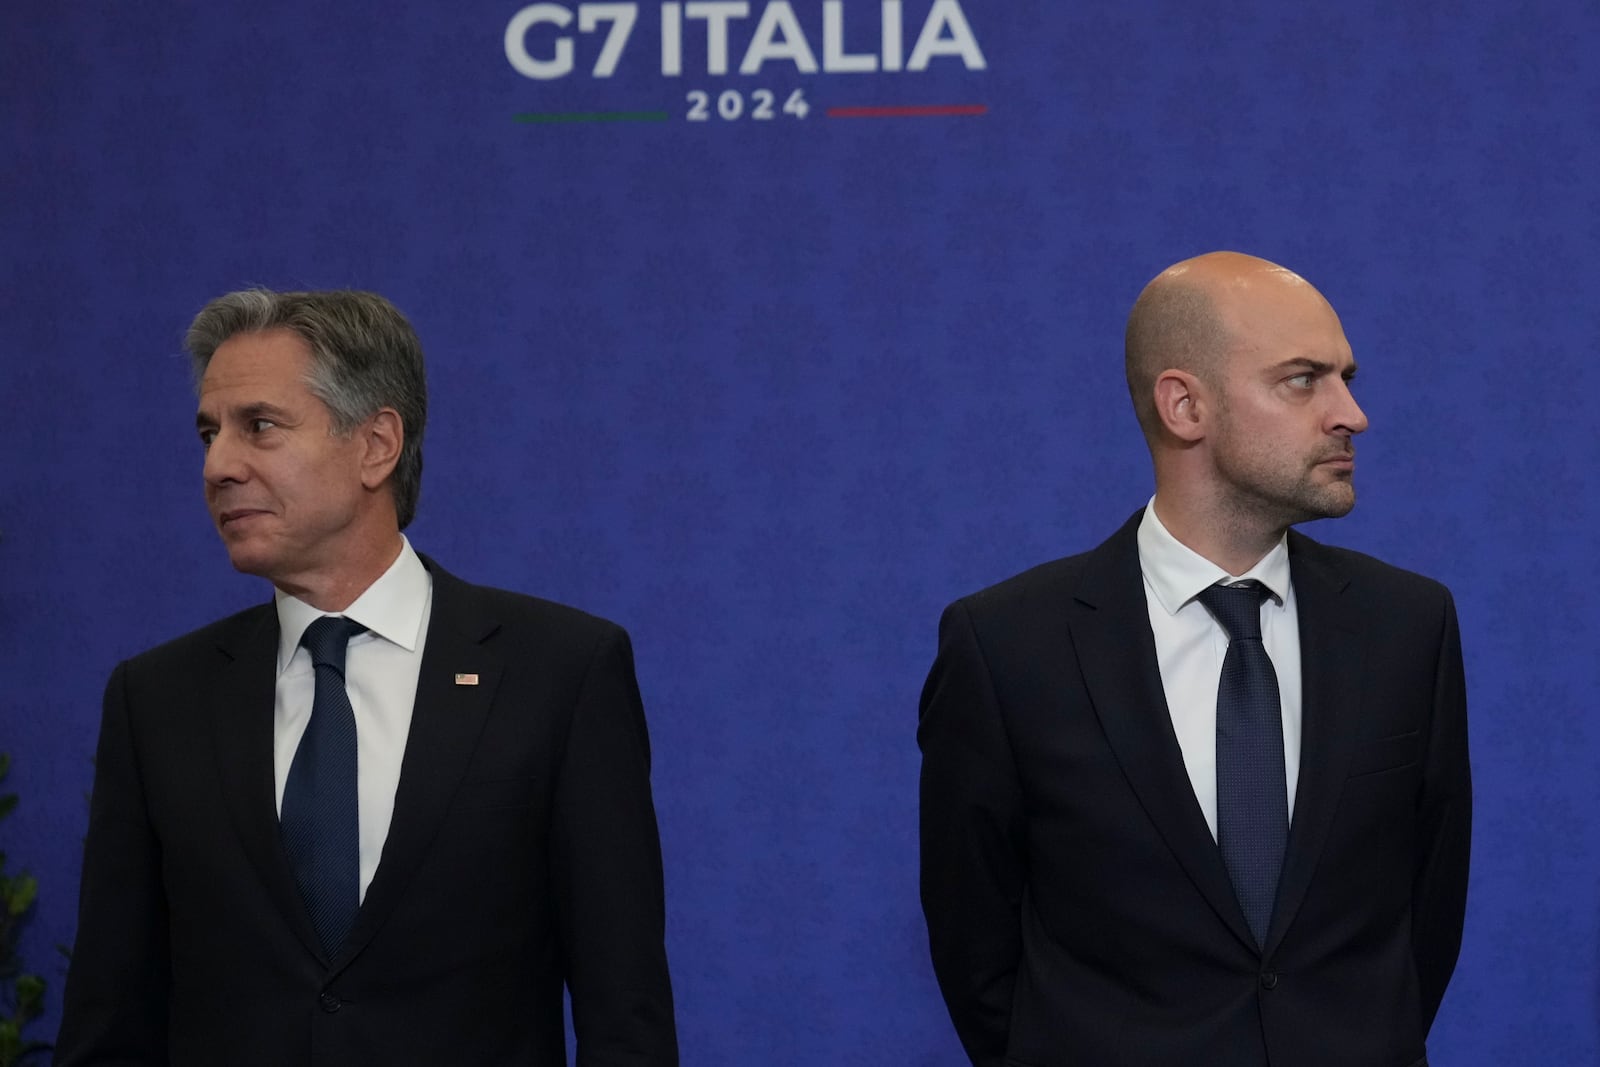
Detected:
left=1264, top=533, right=1365, bottom=955
left=210, top=606, right=328, bottom=962
left=1067, top=513, right=1258, bottom=952
left=335, top=560, right=503, bottom=969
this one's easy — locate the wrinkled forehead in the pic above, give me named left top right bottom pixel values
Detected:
left=197, top=329, right=318, bottom=408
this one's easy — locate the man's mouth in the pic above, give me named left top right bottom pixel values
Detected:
left=217, top=508, right=269, bottom=528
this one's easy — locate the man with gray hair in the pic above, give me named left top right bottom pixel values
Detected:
left=57, top=288, right=679, bottom=1065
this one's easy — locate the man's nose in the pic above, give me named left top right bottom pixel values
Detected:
left=1331, top=379, right=1369, bottom=436
left=202, top=431, right=245, bottom=485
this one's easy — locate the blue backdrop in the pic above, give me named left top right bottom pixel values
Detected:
left=4, top=1, right=1597, bottom=1061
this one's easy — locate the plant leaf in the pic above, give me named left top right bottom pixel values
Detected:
left=6, top=876, right=37, bottom=917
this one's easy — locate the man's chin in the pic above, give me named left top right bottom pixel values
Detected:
left=1264, top=482, right=1356, bottom=528
left=1303, top=485, right=1356, bottom=521
left=221, top=541, right=277, bottom=579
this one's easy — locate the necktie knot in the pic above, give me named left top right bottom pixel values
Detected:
left=300, top=616, right=367, bottom=674
left=1196, top=580, right=1270, bottom=642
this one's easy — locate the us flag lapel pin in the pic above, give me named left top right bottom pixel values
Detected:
left=454, top=673, right=479, bottom=686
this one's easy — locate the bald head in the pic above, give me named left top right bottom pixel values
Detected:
left=1124, top=251, right=1325, bottom=438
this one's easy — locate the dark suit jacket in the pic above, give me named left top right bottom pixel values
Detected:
left=919, top=511, right=1470, bottom=1067
left=57, top=558, right=678, bottom=1066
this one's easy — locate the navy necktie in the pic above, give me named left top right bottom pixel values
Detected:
left=280, top=615, right=367, bottom=958
left=1197, top=580, right=1287, bottom=948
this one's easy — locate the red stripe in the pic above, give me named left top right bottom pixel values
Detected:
left=826, top=104, right=988, bottom=118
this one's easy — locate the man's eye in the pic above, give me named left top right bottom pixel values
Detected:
left=249, top=418, right=277, bottom=433
left=1287, top=373, right=1313, bottom=389
left=198, top=429, right=216, bottom=447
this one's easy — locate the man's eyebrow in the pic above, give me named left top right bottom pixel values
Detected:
left=195, top=402, right=292, bottom=430
left=1270, top=357, right=1358, bottom=377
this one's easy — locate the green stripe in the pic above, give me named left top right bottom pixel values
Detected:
left=515, top=110, right=670, bottom=124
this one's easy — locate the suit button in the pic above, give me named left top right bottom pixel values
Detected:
left=1259, top=971, right=1279, bottom=990
left=319, top=992, right=342, bottom=1013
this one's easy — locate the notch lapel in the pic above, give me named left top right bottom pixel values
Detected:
left=1067, top=514, right=1258, bottom=952
left=333, top=562, right=503, bottom=970
left=209, top=607, right=328, bottom=962
left=1263, top=533, right=1366, bottom=956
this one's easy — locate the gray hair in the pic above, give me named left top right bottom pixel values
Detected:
left=186, top=288, right=428, bottom=529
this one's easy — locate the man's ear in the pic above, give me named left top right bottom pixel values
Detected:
left=1152, top=369, right=1207, bottom=443
left=359, top=408, right=404, bottom=490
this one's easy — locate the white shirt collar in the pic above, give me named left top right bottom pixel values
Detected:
left=274, top=536, right=431, bottom=675
left=1136, top=498, right=1291, bottom=617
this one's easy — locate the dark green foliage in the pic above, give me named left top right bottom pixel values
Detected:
left=0, top=753, right=47, bottom=1066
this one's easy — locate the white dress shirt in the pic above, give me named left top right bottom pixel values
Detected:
left=1136, top=501, right=1301, bottom=840
left=273, top=537, right=433, bottom=901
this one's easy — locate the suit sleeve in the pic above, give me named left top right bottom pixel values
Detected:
left=918, top=599, right=1027, bottom=1067
left=55, top=661, right=171, bottom=1067
left=1411, top=588, right=1471, bottom=1032
left=552, top=625, right=679, bottom=1067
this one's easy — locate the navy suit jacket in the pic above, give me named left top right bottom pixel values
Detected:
left=58, top=558, right=678, bottom=1066
left=919, top=511, right=1470, bottom=1067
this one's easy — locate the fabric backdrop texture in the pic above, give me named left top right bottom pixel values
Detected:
left=3, top=1, right=1597, bottom=1062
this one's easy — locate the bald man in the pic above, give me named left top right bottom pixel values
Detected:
left=919, top=252, right=1470, bottom=1067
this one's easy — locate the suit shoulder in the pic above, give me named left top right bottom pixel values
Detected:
left=469, top=582, right=622, bottom=635
left=1293, top=534, right=1455, bottom=604
left=947, top=549, right=1097, bottom=626
left=120, top=602, right=273, bottom=674
left=943, top=511, right=1145, bottom=626
left=424, top=555, right=626, bottom=637
left=442, top=574, right=630, bottom=671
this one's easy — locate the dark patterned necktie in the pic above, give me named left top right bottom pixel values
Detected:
left=1197, top=580, right=1287, bottom=948
left=280, top=615, right=367, bottom=958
